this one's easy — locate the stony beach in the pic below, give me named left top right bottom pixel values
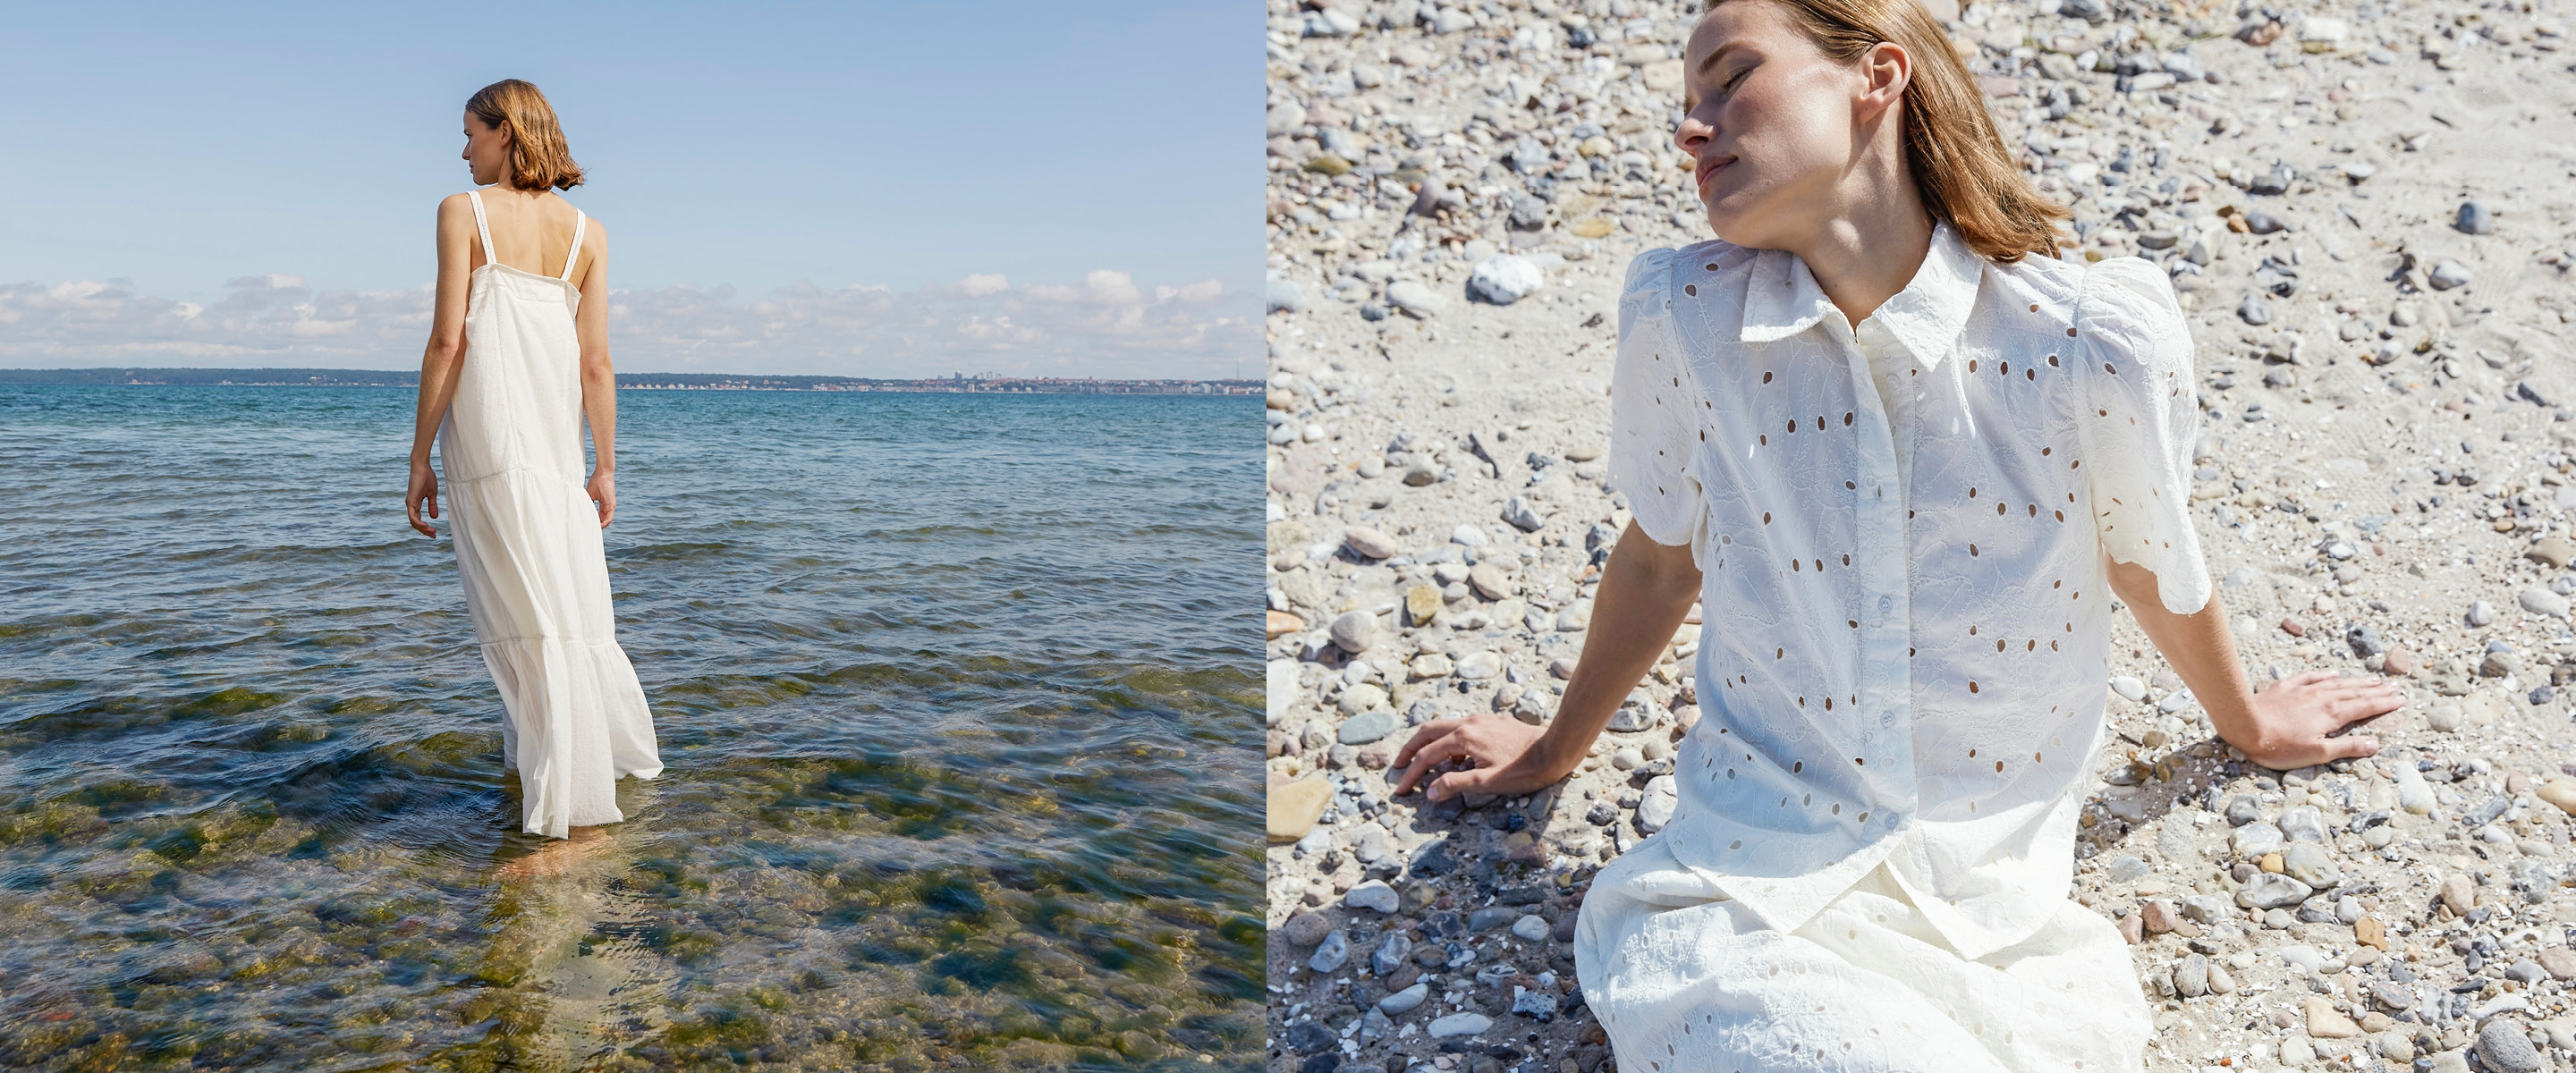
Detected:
left=1263, top=0, right=2576, bottom=1069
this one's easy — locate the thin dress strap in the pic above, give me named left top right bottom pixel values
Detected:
left=561, top=211, right=588, bottom=282
left=466, top=190, right=496, bottom=266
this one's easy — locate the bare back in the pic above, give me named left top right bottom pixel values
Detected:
left=466, top=189, right=593, bottom=283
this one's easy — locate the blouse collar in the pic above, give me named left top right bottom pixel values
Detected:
left=1733, top=218, right=1987, bottom=372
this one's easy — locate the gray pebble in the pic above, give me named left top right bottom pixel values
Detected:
left=1330, top=611, right=1378, bottom=654
left=2428, top=259, right=2474, bottom=291
left=2106, top=855, right=2150, bottom=883
left=1371, top=933, right=1413, bottom=976
left=2236, top=872, right=2314, bottom=909
left=2238, top=293, right=2272, bottom=325
left=2232, top=822, right=2285, bottom=858
left=1345, top=879, right=1400, bottom=913
left=2478, top=1017, right=2545, bottom=1073
left=1377, top=981, right=1429, bottom=1015
left=2458, top=201, right=2496, bottom=235
left=1339, top=708, right=1400, bottom=746
left=1309, top=929, right=1351, bottom=973
left=2278, top=806, right=2327, bottom=843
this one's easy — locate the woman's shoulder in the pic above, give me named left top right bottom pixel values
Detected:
left=1617, top=236, right=1761, bottom=297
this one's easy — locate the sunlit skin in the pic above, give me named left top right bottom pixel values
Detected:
left=405, top=112, right=617, bottom=540
left=1389, top=1, right=2402, bottom=802
left=404, top=111, right=623, bottom=854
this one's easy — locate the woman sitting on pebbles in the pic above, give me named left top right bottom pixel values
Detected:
left=1389, top=0, right=2406, bottom=1069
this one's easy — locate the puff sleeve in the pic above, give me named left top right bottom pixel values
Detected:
left=2072, top=257, right=2214, bottom=617
left=1607, top=248, right=1704, bottom=547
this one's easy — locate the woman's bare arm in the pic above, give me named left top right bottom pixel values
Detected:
left=406, top=195, right=478, bottom=536
left=572, top=223, right=617, bottom=527
left=1391, top=520, right=1701, bottom=800
left=2106, top=551, right=2402, bottom=769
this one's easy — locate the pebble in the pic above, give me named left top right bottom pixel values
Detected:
left=2109, top=675, right=2147, bottom=702
left=2237, top=872, right=2313, bottom=909
left=2232, top=822, right=2284, bottom=858
left=2237, top=293, right=2272, bottom=325
left=2174, top=952, right=2210, bottom=997
left=1343, top=526, right=1402, bottom=560
left=1339, top=709, right=1399, bottom=746
left=2439, top=873, right=2477, bottom=915
left=1384, top=280, right=1443, bottom=317
left=1280, top=910, right=1334, bottom=948
left=2106, top=855, right=2150, bottom=883
left=1448, top=525, right=1487, bottom=547
left=1426, top=1012, right=1491, bottom=1039
left=2468, top=600, right=2497, bottom=627
left=2284, top=841, right=2343, bottom=887
left=2458, top=200, right=2496, bottom=235
left=1309, top=929, right=1351, bottom=973
left=1267, top=278, right=1309, bottom=314
left=1636, top=775, right=1677, bottom=833
left=1344, top=880, right=1399, bottom=913
left=2477, top=1018, right=2545, bottom=1073
left=1465, top=255, right=1545, bottom=306
left=2305, top=994, right=2363, bottom=1038
left=2520, top=586, right=2570, bottom=619
left=1511, top=915, right=1551, bottom=942
left=2278, top=806, right=2326, bottom=843
left=1377, top=981, right=1428, bottom=1015
left=2428, top=259, right=2474, bottom=291
left=1270, top=779, right=1333, bottom=842
left=1330, top=611, right=1377, bottom=654
left=2539, top=780, right=2576, bottom=815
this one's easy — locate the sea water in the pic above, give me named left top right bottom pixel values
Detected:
left=0, top=385, right=1262, bottom=1071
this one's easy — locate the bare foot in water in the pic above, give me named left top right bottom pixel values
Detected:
left=497, top=825, right=614, bottom=880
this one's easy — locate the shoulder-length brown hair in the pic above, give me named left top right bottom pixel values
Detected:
left=1705, top=0, right=2068, bottom=262
left=465, top=79, right=586, bottom=192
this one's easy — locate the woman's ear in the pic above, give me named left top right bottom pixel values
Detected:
left=1855, top=40, right=1911, bottom=122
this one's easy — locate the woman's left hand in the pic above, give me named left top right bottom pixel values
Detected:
left=2233, top=670, right=2402, bottom=769
left=587, top=470, right=616, bottom=528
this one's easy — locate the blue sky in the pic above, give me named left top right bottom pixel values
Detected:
left=0, top=2, right=1260, bottom=377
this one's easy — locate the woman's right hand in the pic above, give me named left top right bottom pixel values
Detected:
left=407, top=460, right=441, bottom=536
left=1390, top=714, right=1570, bottom=802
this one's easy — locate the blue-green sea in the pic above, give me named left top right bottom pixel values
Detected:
left=0, top=384, right=1264, bottom=1072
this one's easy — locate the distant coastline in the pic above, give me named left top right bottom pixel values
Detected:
left=0, top=368, right=1262, bottom=395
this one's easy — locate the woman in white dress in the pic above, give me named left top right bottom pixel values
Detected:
left=1389, top=1, right=2406, bottom=1069
left=405, top=79, right=662, bottom=846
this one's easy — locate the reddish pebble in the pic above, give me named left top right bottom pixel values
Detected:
left=2280, top=618, right=2307, bottom=638
left=2383, top=646, right=2417, bottom=676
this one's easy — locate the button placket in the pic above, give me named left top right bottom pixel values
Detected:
left=1839, top=331, right=1914, bottom=803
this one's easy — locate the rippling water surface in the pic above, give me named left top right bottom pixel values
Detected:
left=0, top=385, right=1263, bottom=1072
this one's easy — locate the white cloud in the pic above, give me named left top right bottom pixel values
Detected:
left=0, top=268, right=1256, bottom=379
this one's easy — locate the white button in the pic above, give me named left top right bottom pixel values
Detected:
left=1878, top=596, right=1894, bottom=614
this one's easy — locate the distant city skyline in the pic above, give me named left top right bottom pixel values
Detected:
left=0, top=2, right=1259, bottom=378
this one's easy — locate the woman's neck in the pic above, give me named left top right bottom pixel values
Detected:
left=1780, top=171, right=1935, bottom=329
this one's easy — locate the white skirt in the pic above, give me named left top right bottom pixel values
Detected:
left=1573, top=838, right=2151, bottom=1073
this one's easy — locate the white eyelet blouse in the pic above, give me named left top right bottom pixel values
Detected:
left=1603, top=219, right=2212, bottom=962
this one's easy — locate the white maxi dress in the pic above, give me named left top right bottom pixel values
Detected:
left=1575, top=221, right=2212, bottom=1072
left=439, top=189, right=663, bottom=840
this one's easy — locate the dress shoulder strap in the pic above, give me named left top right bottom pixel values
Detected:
left=466, top=190, right=496, bottom=266
left=561, top=210, right=588, bottom=282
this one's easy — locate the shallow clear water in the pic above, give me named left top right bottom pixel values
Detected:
left=0, top=385, right=1263, bottom=1072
